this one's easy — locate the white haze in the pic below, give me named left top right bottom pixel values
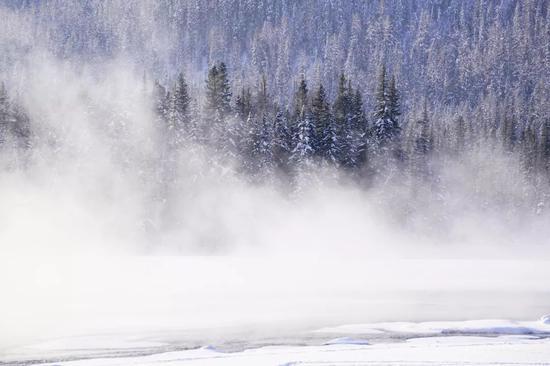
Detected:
left=1, top=54, right=549, bottom=350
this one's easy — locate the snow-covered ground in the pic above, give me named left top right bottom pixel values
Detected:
left=4, top=318, right=550, bottom=365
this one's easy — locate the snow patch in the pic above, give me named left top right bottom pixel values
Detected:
left=200, top=345, right=219, bottom=352
left=314, top=319, right=550, bottom=336
left=323, top=337, right=369, bottom=346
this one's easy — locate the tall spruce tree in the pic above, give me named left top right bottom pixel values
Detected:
left=293, top=76, right=308, bottom=121
left=372, top=65, right=401, bottom=148
left=272, top=109, right=292, bottom=172
left=153, top=80, right=170, bottom=126
left=235, top=87, right=252, bottom=121
left=291, top=76, right=309, bottom=153
left=256, top=74, right=269, bottom=117
left=350, top=89, right=368, bottom=167
left=333, top=73, right=351, bottom=128
left=205, top=62, right=234, bottom=156
left=251, top=115, right=274, bottom=177
left=169, top=72, right=190, bottom=148
left=387, top=76, right=401, bottom=132
left=206, top=62, right=232, bottom=117
left=311, top=84, right=331, bottom=157
left=414, top=102, right=433, bottom=156
left=332, top=73, right=353, bottom=166
left=324, top=114, right=342, bottom=165
left=290, top=107, right=314, bottom=167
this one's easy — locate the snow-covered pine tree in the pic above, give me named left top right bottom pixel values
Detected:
left=387, top=75, right=401, bottom=134
left=272, top=109, right=292, bottom=173
left=205, top=64, right=220, bottom=116
left=256, top=74, right=269, bottom=117
left=205, top=62, right=232, bottom=118
left=340, top=80, right=367, bottom=169
left=350, top=88, right=368, bottom=168
left=293, top=76, right=308, bottom=122
left=411, top=101, right=433, bottom=177
left=414, top=102, right=433, bottom=156
left=215, top=62, right=232, bottom=116
left=205, top=62, right=232, bottom=152
left=187, top=98, right=202, bottom=144
left=311, top=84, right=331, bottom=158
left=372, top=65, right=401, bottom=150
left=332, top=73, right=351, bottom=129
left=153, top=80, right=170, bottom=126
left=290, top=106, right=314, bottom=167
left=169, top=72, right=190, bottom=148
left=251, top=115, right=274, bottom=179
left=323, top=113, right=342, bottom=165
left=332, top=73, right=352, bottom=165
left=235, top=87, right=252, bottom=121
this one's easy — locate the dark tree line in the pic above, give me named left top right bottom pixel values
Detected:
left=150, top=62, right=550, bottom=186
left=152, top=63, right=400, bottom=181
left=1, top=58, right=548, bottom=192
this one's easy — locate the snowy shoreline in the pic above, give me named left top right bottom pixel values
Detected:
left=4, top=318, right=550, bottom=366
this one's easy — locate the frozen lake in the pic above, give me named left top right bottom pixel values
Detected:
left=2, top=258, right=550, bottom=365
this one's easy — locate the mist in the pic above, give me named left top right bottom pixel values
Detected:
left=0, top=54, right=548, bottom=348
left=1, top=2, right=549, bottom=361
left=1, top=55, right=548, bottom=255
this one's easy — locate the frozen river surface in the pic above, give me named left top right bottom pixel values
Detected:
left=1, top=258, right=550, bottom=365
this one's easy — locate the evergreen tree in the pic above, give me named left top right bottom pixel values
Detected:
left=324, top=114, right=342, bottom=165
left=414, top=102, right=433, bottom=155
left=350, top=89, right=368, bottom=167
left=332, top=73, right=353, bottom=166
left=205, top=62, right=233, bottom=154
left=235, top=87, right=252, bottom=121
left=205, top=62, right=232, bottom=117
left=250, top=115, right=274, bottom=177
left=256, top=74, right=269, bottom=117
left=351, top=89, right=368, bottom=134
left=387, top=76, right=401, bottom=131
left=153, top=80, right=170, bottom=125
left=272, top=109, right=292, bottom=172
left=341, top=82, right=368, bottom=169
left=333, top=73, right=351, bottom=128
left=187, top=98, right=202, bottom=144
left=372, top=65, right=401, bottom=148
left=169, top=72, right=190, bottom=148
left=311, top=84, right=331, bottom=157
left=293, top=76, right=308, bottom=121
left=290, top=107, right=314, bottom=167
